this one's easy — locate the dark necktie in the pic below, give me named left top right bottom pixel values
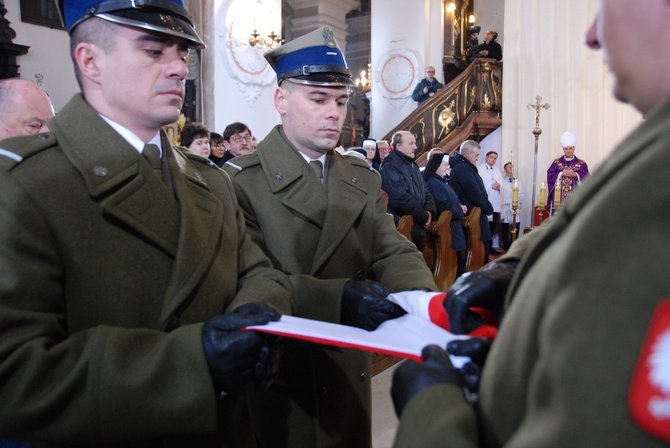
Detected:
left=309, top=160, right=323, bottom=184
left=143, top=144, right=162, bottom=172
left=143, top=143, right=174, bottom=194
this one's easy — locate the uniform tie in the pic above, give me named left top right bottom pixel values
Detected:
left=309, top=160, right=324, bottom=184
left=143, top=144, right=162, bottom=172
left=143, top=143, right=174, bottom=194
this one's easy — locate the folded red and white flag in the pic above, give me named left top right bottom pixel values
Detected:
left=387, top=290, right=498, bottom=339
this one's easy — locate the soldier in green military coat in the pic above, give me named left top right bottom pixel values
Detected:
left=0, top=1, right=291, bottom=447
left=391, top=1, right=670, bottom=446
left=223, top=27, right=437, bottom=448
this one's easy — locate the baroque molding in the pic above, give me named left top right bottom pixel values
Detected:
left=217, top=0, right=276, bottom=107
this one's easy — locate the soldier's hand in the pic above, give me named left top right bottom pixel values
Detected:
left=391, top=345, right=464, bottom=417
left=445, top=260, right=519, bottom=334
left=447, top=337, right=492, bottom=391
left=341, top=280, right=405, bottom=331
left=202, top=302, right=283, bottom=395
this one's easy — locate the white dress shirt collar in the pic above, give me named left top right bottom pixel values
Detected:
left=99, top=115, right=163, bottom=156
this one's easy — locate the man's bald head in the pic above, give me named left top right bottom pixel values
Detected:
left=0, top=78, right=54, bottom=139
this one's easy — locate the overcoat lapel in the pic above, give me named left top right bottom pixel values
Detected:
left=258, top=135, right=370, bottom=275
left=312, top=153, right=368, bottom=274
left=258, top=137, right=327, bottom=227
left=50, top=95, right=226, bottom=325
left=159, top=141, right=225, bottom=324
left=49, top=94, right=180, bottom=255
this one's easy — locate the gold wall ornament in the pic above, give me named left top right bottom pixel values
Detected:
left=437, top=100, right=458, bottom=140
left=468, top=84, right=476, bottom=110
left=438, top=100, right=457, bottom=129
left=481, top=92, right=491, bottom=110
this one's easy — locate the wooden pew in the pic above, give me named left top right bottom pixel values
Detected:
left=427, top=211, right=458, bottom=291
left=396, top=214, right=413, bottom=242
left=463, top=206, right=485, bottom=272
left=371, top=214, right=422, bottom=376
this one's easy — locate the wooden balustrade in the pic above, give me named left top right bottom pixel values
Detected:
left=383, top=58, right=503, bottom=166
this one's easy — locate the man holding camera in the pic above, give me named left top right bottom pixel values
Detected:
left=412, top=66, right=445, bottom=105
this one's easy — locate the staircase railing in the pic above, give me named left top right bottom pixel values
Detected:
left=383, top=58, right=503, bottom=163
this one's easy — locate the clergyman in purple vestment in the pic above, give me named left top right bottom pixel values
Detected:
left=547, top=131, right=589, bottom=214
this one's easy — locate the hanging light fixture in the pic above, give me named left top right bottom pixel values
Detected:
left=355, top=62, right=372, bottom=93
left=249, top=27, right=282, bottom=49
left=246, top=1, right=282, bottom=50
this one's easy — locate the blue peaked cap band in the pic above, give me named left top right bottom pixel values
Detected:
left=274, top=45, right=349, bottom=83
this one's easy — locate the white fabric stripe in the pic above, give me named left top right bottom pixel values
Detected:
left=0, top=148, right=23, bottom=162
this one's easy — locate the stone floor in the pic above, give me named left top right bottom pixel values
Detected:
left=371, top=361, right=402, bottom=448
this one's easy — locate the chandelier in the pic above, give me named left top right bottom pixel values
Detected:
left=355, top=62, right=372, bottom=93
left=249, top=28, right=282, bottom=49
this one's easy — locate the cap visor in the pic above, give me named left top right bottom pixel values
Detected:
left=287, top=73, right=354, bottom=87
left=99, top=9, right=205, bottom=49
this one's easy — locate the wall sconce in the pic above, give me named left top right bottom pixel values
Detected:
left=355, top=62, right=372, bottom=93
left=249, top=28, right=282, bottom=49
left=226, top=0, right=281, bottom=50
left=446, top=2, right=456, bottom=13
left=469, top=14, right=476, bottom=23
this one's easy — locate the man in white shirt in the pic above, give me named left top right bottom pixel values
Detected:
left=477, top=151, right=504, bottom=252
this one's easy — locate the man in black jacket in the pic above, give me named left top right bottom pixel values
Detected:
left=477, top=29, right=503, bottom=60
left=380, top=130, right=436, bottom=249
left=449, top=139, right=494, bottom=262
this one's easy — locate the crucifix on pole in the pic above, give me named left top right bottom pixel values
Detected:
left=526, top=95, right=550, bottom=229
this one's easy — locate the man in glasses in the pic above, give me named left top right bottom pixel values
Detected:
left=411, top=66, right=445, bottom=105
left=221, top=121, right=253, bottom=163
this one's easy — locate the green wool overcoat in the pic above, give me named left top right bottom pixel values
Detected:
left=394, top=97, right=670, bottom=447
left=224, top=126, right=437, bottom=448
left=0, top=94, right=292, bottom=448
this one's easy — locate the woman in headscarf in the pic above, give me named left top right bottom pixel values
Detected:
left=423, top=150, right=467, bottom=277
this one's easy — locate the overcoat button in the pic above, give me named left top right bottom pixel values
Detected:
left=351, top=177, right=358, bottom=183
left=321, top=387, right=327, bottom=396
left=359, top=372, right=367, bottom=381
left=275, top=173, right=284, bottom=181
left=92, top=166, right=108, bottom=177
left=37, top=133, right=49, bottom=141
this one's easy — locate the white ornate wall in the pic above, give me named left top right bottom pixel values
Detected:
left=207, top=0, right=358, bottom=139
left=207, top=0, right=282, bottom=139
left=5, top=0, right=78, bottom=112
left=500, top=0, right=641, bottom=228
left=370, top=0, right=443, bottom=139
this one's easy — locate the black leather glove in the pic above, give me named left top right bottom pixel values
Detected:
left=445, top=260, right=519, bottom=334
left=341, top=280, right=405, bottom=331
left=447, top=337, right=492, bottom=392
left=202, top=302, right=282, bottom=395
left=391, top=345, right=464, bottom=417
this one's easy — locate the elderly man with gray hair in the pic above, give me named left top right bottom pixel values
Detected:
left=448, top=139, right=494, bottom=262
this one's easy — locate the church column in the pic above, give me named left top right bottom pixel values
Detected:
left=285, top=0, right=359, bottom=45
